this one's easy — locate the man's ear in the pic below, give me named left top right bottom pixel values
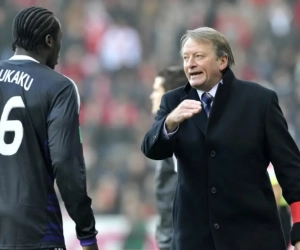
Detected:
left=44, top=34, right=53, bottom=48
left=219, top=56, right=228, bottom=71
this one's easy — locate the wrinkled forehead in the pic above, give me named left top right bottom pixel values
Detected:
left=181, top=38, right=214, bottom=55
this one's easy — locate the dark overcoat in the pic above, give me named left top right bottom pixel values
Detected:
left=141, top=69, right=300, bottom=250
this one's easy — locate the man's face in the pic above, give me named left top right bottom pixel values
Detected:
left=182, top=38, right=227, bottom=91
left=46, top=18, right=62, bottom=69
left=150, top=76, right=165, bottom=114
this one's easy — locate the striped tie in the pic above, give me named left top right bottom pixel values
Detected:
left=201, top=92, right=214, bottom=117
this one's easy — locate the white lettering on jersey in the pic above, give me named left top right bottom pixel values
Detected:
left=0, top=69, right=33, bottom=91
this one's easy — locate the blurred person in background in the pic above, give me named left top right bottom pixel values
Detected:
left=142, top=27, right=300, bottom=250
left=268, top=164, right=292, bottom=249
left=0, top=6, right=98, bottom=250
left=149, top=66, right=187, bottom=250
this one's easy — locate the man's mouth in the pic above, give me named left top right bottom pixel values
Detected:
left=190, top=72, right=203, bottom=78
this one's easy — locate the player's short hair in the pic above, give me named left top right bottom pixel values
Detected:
left=157, top=66, right=187, bottom=92
left=180, top=27, right=235, bottom=68
left=12, top=6, right=60, bottom=51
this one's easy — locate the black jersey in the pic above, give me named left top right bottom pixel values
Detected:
left=0, top=55, right=97, bottom=249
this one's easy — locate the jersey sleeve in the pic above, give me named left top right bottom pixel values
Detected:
left=47, top=80, right=97, bottom=246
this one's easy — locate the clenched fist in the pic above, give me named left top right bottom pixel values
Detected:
left=165, top=99, right=202, bottom=132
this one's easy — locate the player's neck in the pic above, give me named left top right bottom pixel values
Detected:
left=14, top=48, right=46, bottom=65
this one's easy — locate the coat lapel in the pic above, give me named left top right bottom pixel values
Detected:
left=207, top=68, right=235, bottom=129
left=181, top=84, right=208, bottom=135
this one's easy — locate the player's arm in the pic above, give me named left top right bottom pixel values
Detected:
left=47, top=81, right=98, bottom=248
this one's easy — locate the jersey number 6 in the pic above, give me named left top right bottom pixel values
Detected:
left=0, top=96, right=25, bottom=156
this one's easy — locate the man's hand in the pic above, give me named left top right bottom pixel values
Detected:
left=295, top=241, right=300, bottom=250
left=165, top=99, right=202, bottom=132
left=83, top=244, right=98, bottom=250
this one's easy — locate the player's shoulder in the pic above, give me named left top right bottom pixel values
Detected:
left=34, top=66, right=80, bottom=105
left=49, top=69, right=80, bottom=100
left=37, top=66, right=79, bottom=94
left=42, top=66, right=76, bottom=87
left=40, top=69, right=81, bottom=113
left=59, top=74, right=80, bottom=104
left=55, top=71, right=78, bottom=91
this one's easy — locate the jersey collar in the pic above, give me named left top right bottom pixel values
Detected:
left=9, top=55, right=40, bottom=63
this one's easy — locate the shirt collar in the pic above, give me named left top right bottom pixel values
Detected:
left=197, top=79, right=223, bottom=99
left=9, top=55, right=40, bottom=63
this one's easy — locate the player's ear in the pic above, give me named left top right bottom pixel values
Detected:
left=44, top=34, right=53, bottom=48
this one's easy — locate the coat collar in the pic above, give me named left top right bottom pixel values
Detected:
left=180, top=68, right=236, bottom=135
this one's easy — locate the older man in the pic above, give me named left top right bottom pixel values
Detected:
left=142, top=27, right=300, bottom=250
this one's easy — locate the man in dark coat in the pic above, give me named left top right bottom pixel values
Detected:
left=141, top=27, right=300, bottom=250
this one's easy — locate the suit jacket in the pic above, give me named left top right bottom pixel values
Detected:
left=141, top=69, right=300, bottom=250
left=155, top=157, right=177, bottom=250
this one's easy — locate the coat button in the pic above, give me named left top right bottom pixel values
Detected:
left=210, top=150, right=216, bottom=157
left=214, top=223, right=219, bottom=229
left=211, top=187, right=217, bottom=194
left=153, top=135, right=157, bottom=141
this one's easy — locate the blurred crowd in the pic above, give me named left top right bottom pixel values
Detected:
left=1, top=0, right=300, bottom=236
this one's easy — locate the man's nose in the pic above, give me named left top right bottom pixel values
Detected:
left=186, top=57, right=197, bottom=68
